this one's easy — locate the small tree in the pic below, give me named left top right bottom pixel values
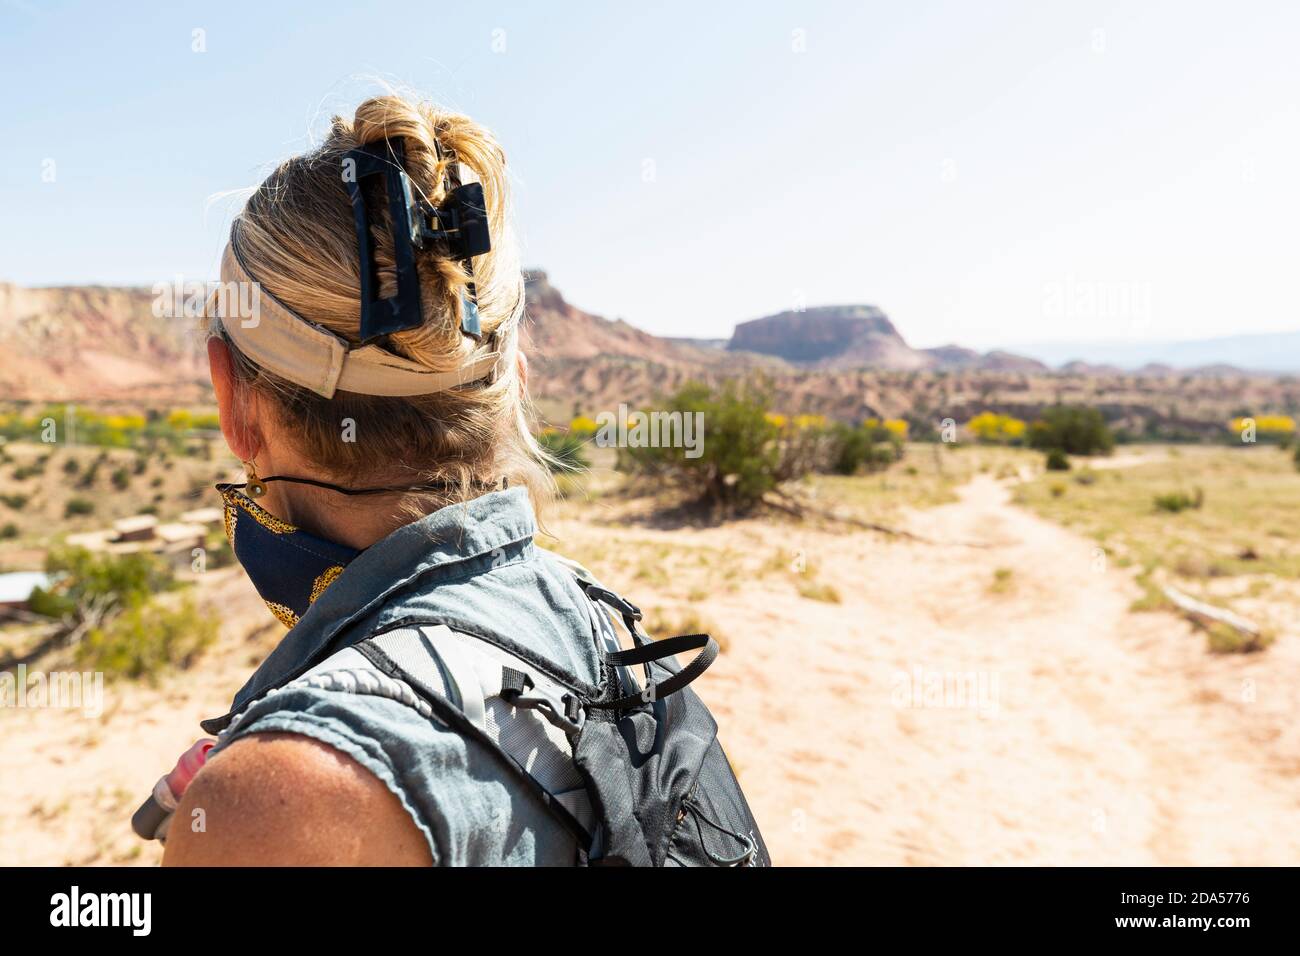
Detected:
left=619, top=380, right=779, bottom=510
left=1029, top=405, right=1114, bottom=456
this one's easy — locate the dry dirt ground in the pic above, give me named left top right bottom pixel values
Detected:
left=3, top=470, right=1298, bottom=866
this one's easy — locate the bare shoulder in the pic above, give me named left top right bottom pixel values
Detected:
left=162, top=732, right=433, bottom=866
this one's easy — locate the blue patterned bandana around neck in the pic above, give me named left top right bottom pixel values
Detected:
left=216, top=483, right=361, bottom=629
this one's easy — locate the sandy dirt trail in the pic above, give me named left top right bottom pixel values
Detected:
left=3, top=472, right=1298, bottom=865
left=689, top=474, right=1300, bottom=865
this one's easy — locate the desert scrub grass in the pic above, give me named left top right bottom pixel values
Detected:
left=1015, top=445, right=1300, bottom=581
left=1204, top=620, right=1273, bottom=655
left=808, top=444, right=1038, bottom=522
left=797, top=580, right=842, bottom=603
left=1153, top=487, right=1203, bottom=513
left=633, top=556, right=670, bottom=589
left=641, top=605, right=728, bottom=654
left=988, top=567, right=1015, bottom=594
left=759, top=547, right=807, bottom=577
left=1022, top=446, right=1300, bottom=646
left=1129, top=567, right=1172, bottom=612
left=757, top=547, right=842, bottom=603
left=76, top=595, right=216, bottom=681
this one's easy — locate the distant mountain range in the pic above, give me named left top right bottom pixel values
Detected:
left=0, top=273, right=1292, bottom=416
left=672, top=304, right=1298, bottom=377
left=1004, top=332, right=1300, bottom=374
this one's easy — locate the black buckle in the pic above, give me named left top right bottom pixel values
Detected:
left=582, top=583, right=643, bottom=622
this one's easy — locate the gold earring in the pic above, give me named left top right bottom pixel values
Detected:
left=243, top=460, right=267, bottom=499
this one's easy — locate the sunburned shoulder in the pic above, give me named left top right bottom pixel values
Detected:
left=162, top=732, right=433, bottom=866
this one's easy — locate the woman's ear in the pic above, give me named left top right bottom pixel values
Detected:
left=208, top=338, right=260, bottom=462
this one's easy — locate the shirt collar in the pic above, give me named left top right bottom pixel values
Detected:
left=202, top=486, right=536, bottom=733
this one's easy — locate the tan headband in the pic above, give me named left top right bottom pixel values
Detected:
left=214, top=242, right=501, bottom=399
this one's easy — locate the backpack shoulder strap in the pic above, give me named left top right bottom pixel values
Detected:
left=353, top=624, right=596, bottom=841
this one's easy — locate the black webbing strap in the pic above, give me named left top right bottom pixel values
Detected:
left=587, top=633, right=718, bottom=711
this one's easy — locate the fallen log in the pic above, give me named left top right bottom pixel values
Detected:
left=1161, top=584, right=1262, bottom=641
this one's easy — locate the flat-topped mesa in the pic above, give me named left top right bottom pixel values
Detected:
left=728, top=306, right=904, bottom=365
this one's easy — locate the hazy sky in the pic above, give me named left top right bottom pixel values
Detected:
left=1, top=0, right=1297, bottom=349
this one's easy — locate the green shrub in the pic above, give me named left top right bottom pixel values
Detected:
left=537, top=430, right=590, bottom=472
left=826, top=423, right=899, bottom=475
left=829, top=423, right=872, bottom=475
left=76, top=596, right=216, bottom=680
left=0, top=522, right=18, bottom=540
left=1029, top=405, right=1114, bottom=456
left=111, top=467, right=131, bottom=490
left=62, top=458, right=80, bottom=475
left=1205, top=621, right=1272, bottom=655
left=64, top=497, right=95, bottom=517
left=0, top=493, right=28, bottom=510
left=1045, top=449, right=1071, bottom=471
left=1153, top=488, right=1204, bottom=513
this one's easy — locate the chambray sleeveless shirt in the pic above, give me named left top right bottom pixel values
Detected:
left=201, top=488, right=605, bottom=865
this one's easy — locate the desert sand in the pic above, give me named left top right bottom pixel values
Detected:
left=2, top=470, right=1298, bottom=866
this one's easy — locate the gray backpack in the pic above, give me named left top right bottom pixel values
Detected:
left=288, top=567, right=769, bottom=866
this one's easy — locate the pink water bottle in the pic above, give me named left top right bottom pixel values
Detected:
left=131, top=739, right=214, bottom=841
